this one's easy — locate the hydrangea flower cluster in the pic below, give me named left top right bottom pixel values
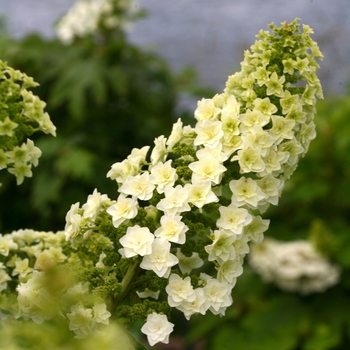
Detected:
left=0, top=19, right=323, bottom=348
left=0, top=228, right=113, bottom=339
left=56, top=0, right=137, bottom=45
left=0, top=60, right=56, bottom=185
left=60, top=19, right=323, bottom=346
left=249, top=238, right=340, bottom=294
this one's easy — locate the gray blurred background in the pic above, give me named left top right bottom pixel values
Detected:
left=1, top=0, right=349, bottom=96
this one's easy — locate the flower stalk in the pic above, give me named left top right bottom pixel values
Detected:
left=112, top=258, right=140, bottom=312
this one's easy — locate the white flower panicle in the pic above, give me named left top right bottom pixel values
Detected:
left=56, top=0, right=137, bottom=45
left=0, top=228, right=112, bottom=339
left=61, top=19, right=323, bottom=346
left=249, top=238, right=340, bottom=294
left=0, top=61, right=56, bottom=186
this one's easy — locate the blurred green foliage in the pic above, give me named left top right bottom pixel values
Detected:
left=183, top=94, right=350, bottom=350
left=0, top=318, right=147, bottom=350
left=0, top=25, right=198, bottom=232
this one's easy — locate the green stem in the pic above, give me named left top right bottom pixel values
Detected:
left=111, top=259, right=140, bottom=314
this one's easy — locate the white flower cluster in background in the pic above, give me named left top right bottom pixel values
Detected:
left=249, top=238, right=340, bottom=294
left=0, top=61, right=56, bottom=186
left=62, top=19, right=323, bottom=347
left=56, top=0, right=136, bottom=45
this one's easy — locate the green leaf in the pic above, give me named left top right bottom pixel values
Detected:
left=334, top=234, right=350, bottom=267
left=133, top=340, right=149, bottom=350
left=127, top=330, right=149, bottom=350
left=240, top=295, right=305, bottom=350
left=32, top=169, right=62, bottom=209
left=186, top=312, right=228, bottom=344
left=303, top=322, right=341, bottom=350
left=49, top=59, right=107, bottom=120
left=211, top=326, right=250, bottom=350
left=106, top=66, right=128, bottom=96
left=55, top=146, right=96, bottom=181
